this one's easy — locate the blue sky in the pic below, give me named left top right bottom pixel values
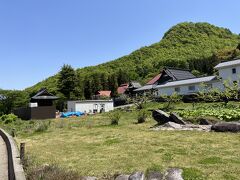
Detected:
left=1, top=0, right=240, bottom=90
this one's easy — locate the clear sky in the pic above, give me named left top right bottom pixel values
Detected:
left=1, top=0, right=240, bottom=90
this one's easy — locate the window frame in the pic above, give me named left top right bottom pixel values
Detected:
left=232, top=68, right=236, bottom=74
left=188, top=85, right=195, bottom=91
left=174, top=87, right=180, bottom=93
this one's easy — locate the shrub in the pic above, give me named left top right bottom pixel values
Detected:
left=182, top=167, right=205, bottom=180
left=137, top=109, right=148, bottom=123
left=0, top=114, right=18, bottom=124
left=161, top=92, right=181, bottom=111
left=109, top=111, right=121, bottom=125
left=35, top=121, right=51, bottom=132
left=145, top=164, right=163, bottom=176
left=55, top=119, right=66, bottom=129
left=24, top=155, right=81, bottom=180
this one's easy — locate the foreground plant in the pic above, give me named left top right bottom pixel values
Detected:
left=137, top=109, right=148, bottom=123
left=109, top=111, right=121, bottom=125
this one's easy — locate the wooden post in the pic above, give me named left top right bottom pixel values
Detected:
left=11, top=128, right=15, bottom=137
left=20, top=143, right=25, bottom=165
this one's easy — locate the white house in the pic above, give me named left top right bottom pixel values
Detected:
left=214, top=59, right=240, bottom=84
left=155, top=59, right=240, bottom=96
left=67, top=100, right=114, bottom=113
left=155, top=76, right=223, bottom=96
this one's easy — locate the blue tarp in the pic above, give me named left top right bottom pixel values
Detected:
left=61, top=111, right=84, bottom=118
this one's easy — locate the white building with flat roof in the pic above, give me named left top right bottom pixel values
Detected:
left=67, top=100, right=114, bottom=113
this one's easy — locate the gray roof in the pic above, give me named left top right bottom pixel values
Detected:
left=214, top=59, right=240, bottom=69
left=129, top=82, right=142, bottom=88
left=134, top=85, right=154, bottom=92
left=31, top=88, right=58, bottom=100
left=165, top=68, right=196, bottom=81
left=68, top=100, right=113, bottom=103
left=155, top=76, right=217, bottom=88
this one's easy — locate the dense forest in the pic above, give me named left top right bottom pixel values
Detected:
left=1, top=22, right=240, bottom=111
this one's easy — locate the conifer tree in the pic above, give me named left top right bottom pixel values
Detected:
left=57, top=64, right=76, bottom=100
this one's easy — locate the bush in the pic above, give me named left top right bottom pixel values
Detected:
left=0, top=114, right=18, bottom=124
left=146, top=164, right=163, bottom=176
left=35, top=121, right=51, bottom=132
left=55, top=119, right=66, bottom=129
left=137, top=110, right=148, bottom=123
left=109, top=111, right=121, bottom=125
left=24, top=154, right=81, bottom=180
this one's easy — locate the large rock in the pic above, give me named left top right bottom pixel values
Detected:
left=146, top=171, right=163, bottom=180
left=169, top=113, right=186, bottom=125
left=81, top=177, right=97, bottom=180
left=198, top=117, right=219, bottom=125
left=129, top=172, right=145, bottom=180
left=162, top=122, right=182, bottom=129
left=165, top=168, right=183, bottom=180
left=199, top=118, right=212, bottom=125
left=152, top=110, right=170, bottom=125
left=211, top=122, right=240, bottom=132
left=115, top=174, right=130, bottom=180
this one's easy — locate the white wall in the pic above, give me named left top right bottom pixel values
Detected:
left=67, top=100, right=114, bottom=113
left=158, top=81, right=223, bottom=96
left=218, top=65, right=240, bottom=84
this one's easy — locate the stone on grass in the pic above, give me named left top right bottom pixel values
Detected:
left=146, top=171, right=163, bottom=180
left=81, top=176, right=97, bottom=180
left=115, top=174, right=130, bottom=180
left=165, top=168, right=183, bottom=180
left=129, top=172, right=145, bottom=180
left=199, top=118, right=212, bottom=125
left=198, top=117, right=219, bottom=125
left=162, top=122, right=182, bottom=129
left=211, top=122, right=240, bottom=132
left=169, top=113, right=186, bottom=125
left=152, top=110, right=170, bottom=125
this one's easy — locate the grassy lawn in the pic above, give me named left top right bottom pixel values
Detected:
left=1, top=102, right=240, bottom=179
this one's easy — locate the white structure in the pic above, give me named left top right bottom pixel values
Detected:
left=155, top=59, right=240, bottom=96
left=67, top=100, right=114, bottom=113
left=155, top=76, right=223, bottom=96
left=215, top=59, right=240, bottom=83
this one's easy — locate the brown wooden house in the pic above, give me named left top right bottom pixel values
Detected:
left=14, top=88, right=58, bottom=120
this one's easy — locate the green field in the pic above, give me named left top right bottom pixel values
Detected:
left=1, top=102, right=240, bottom=179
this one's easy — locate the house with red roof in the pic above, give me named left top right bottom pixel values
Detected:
left=97, top=91, right=111, bottom=97
left=117, top=83, right=129, bottom=94
left=117, top=82, right=142, bottom=96
left=92, top=90, right=112, bottom=100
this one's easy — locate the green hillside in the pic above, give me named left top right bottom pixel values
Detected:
left=25, top=22, right=240, bottom=99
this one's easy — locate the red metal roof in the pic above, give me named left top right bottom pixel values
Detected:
left=97, top=91, right=111, bottom=97
left=117, top=83, right=129, bottom=94
left=146, top=74, right=161, bottom=85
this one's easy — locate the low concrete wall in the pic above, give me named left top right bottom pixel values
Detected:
left=0, top=128, right=26, bottom=180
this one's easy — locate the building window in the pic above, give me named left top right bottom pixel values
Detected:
left=93, top=104, right=98, bottom=113
left=174, top=87, right=180, bottom=92
left=188, top=85, right=195, bottom=91
left=232, top=68, right=236, bottom=74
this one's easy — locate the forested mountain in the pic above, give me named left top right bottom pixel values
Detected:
left=25, top=22, right=240, bottom=99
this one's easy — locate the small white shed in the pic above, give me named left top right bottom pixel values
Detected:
left=67, top=100, right=114, bottom=113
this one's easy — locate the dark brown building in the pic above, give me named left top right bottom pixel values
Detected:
left=14, top=88, right=58, bottom=120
